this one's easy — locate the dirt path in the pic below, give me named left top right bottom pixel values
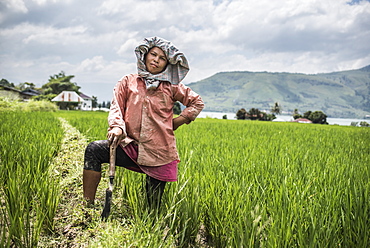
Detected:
left=38, top=118, right=102, bottom=247
left=38, top=117, right=209, bottom=247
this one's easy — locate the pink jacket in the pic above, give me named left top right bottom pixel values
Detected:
left=108, top=74, right=204, bottom=166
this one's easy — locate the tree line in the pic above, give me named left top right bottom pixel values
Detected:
left=236, top=102, right=329, bottom=124
left=1, top=71, right=99, bottom=110
left=2, top=71, right=180, bottom=113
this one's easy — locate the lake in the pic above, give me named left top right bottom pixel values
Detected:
left=197, top=111, right=369, bottom=126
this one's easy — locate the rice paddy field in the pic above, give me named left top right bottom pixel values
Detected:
left=0, top=110, right=369, bottom=247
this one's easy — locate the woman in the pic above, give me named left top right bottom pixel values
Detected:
left=83, top=37, right=204, bottom=210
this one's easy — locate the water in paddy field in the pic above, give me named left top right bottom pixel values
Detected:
left=197, top=112, right=370, bottom=126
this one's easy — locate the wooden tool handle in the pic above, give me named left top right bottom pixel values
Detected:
left=109, top=145, right=116, bottom=178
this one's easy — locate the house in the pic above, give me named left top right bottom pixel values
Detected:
left=1, top=86, right=94, bottom=111
left=51, top=91, right=94, bottom=110
left=51, top=91, right=84, bottom=103
left=272, top=117, right=287, bottom=122
left=21, top=88, right=41, bottom=99
left=79, top=92, right=93, bottom=111
left=0, top=85, right=39, bottom=100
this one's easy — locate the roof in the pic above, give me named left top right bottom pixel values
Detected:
left=51, top=91, right=84, bottom=102
left=79, top=92, right=93, bottom=100
left=272, top=117, right=287, bottom=122
left=0, top=85, right=37, bottom=97
left=291, top=118, right=312, bottom=123
left=22, top=89, right=41, bottom=96
left=0, top=85, right=22, bottom=93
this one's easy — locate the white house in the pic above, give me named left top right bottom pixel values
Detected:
left=52, top=90, right=84, bottom=102
left=79, top=92, right=93, bottom=111
left=51, top=91, right=93, bottom=110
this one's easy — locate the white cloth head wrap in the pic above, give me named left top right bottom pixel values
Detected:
left=135, top=37, right=189, bottom=89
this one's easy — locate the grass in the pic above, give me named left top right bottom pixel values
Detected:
left=0, top=111, right=63, bottom=247
left=182, top=119, right=370, bottom=247
left=1, top=110, right=369, bottom=247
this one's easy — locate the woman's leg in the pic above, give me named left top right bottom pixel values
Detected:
left=146, top=175, right=166, bottom=211
left=83, top=140, right=136, bottom=205
left=83, top=140, right=108, bottom=204
left=83, top=169, right=102, bottom=205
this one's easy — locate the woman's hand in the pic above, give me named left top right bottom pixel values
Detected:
left=107, top=127, right=127, bottom=147
left=173, top=115, right=189, bottom=131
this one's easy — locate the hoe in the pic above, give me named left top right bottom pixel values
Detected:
left=101, top=144, right=116, bottom=220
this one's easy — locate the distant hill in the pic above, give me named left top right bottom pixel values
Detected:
left=188, top=65, right=370, bottom=118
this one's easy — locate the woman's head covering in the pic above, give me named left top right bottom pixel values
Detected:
left=135, top=37, right=189, bottom=89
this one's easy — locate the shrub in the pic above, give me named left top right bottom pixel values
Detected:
left=0, top=98, right=58, bottom=112
left=22, top=100, right=58, bottom=112
left=360, top=121, right=369, bottom=127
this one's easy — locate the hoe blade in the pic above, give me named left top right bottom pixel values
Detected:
left=101, top=189, right=112, bottom=220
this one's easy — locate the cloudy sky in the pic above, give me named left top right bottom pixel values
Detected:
left=1, top=0, right=370, bottom=102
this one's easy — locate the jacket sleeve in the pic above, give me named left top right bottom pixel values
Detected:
left=108, top=77, right=127, bottom=132
left=172, top=83, right=204, bottom=123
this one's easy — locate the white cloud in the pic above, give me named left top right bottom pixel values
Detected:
left=20, top=24, right=88, bottom=45
left=117, top=38, right=140, bottom=58
left=32, top=0, right=73, bottom=5
left=1, top=0, right=370, bottom=102
left=1, top=0, right=28, bottom=13
left=78, top=56, right=105, bottom=72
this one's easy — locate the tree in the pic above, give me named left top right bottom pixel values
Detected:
left=15, top=82, right=36, bottom=91
left=0, top=79, right=36, bottom=91
left=246, top=108, right=263, bottom=120
left=0, top=79, right=15, bottom=88
left=249, top=108, right=275, bottom=121
left=39, top=71, right=81, bottom=110
left=236, top=108, right=247, bottom=120
left=33, top=94, right=56, bottom=101
left=106, top=101, right=111, bottom=109
left=360, top=121, right=369, bottom=127
left=92, top=96, right=98, bottom=108
left=293, top=108, right=302, bottom=120
left=271, top=102, right=282, bottom=115
left=173, top=101, right=181, bottom=115
left=24, top=82, right=36, bottom=89
left=303, top=111, right=312, bottom=119
left=41, top=71, right=80, bottom=95
left=236, top=108, right=275, bottom=121
left=308, top=111, right=328, bottom=124
left=266, top=113, right=277, bottom=121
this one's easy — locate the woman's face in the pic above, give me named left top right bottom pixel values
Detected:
left=145, top=47, right=168, bottom=74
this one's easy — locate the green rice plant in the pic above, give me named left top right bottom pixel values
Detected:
left=175, top=119, right=370, bottom=247
left=56, top=111, right=202, bottom=246
left=50, top=112, right=369, bottom=247
left=55, top=110, right=108, bottom=141
left=0, top=111, right=63, bottom=247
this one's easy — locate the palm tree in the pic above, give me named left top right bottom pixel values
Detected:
left=271, top=102, right=281, bottom=115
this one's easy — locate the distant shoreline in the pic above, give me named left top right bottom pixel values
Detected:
left=197, top=111, right=369, bottom=126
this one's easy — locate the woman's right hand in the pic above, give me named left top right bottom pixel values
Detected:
left=107, top=127, right=127, bottom=147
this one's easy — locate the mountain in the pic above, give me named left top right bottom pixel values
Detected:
left=187, top=65, right=370, bottom=118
